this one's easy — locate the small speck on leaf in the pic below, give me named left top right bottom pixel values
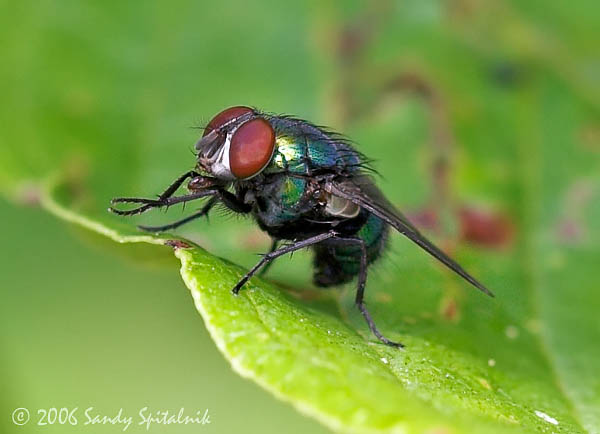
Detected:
left=534, top=410, right=559, bottom=426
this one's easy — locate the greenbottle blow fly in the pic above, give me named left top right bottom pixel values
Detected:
left=110, top=106, right=493, bottom=347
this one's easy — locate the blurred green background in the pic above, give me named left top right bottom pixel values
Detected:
left=1, top=1, right=599, bottom=433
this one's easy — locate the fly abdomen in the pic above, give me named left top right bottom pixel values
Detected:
left=313, top=213, right=389, bottom=287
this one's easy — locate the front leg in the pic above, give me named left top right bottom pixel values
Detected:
left=109, top=189, right=218, bottom=216
left=110, top=173, right=229, bottom=217
left=190, top=177, right=251, bottom=214
left=137, top=196, right=218, bottom=232
left=109, top=170, right=206, bottom=216
left=136, top=187, right=251, bottom=233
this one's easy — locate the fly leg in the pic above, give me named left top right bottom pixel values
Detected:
left=111, top=170, right=199, bottom=211
left=331, top=236, right=404, bottom=348
left=156, top=170, right=201, bottom=201
left=232, top=231, right=337, bottom=295
left=259, top=239, right=279, bottom=277
left=137, top=197, right=218, bottom=232
left=119, top=188, right=248, bottom=230
left=109, top=189, right=217, bottom=216
left=109, top=170, right=203, bottom=216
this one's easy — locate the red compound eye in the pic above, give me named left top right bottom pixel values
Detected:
left=229, top=118, right=275, bottom=179
left=203, top=106, right=253, bottom=137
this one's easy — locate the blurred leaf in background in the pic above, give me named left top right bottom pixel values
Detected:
left=1, top=1, right=599, bottom=433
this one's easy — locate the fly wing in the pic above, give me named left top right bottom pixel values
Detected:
left=325, top=176, right=494, bottom=297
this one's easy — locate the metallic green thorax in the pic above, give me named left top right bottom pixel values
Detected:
left=256, top=115, right=388, bottom=283
left=264, top=115, right=363, bottom=175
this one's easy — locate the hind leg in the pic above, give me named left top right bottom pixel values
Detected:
left=329, top=236, right=404, bottom=348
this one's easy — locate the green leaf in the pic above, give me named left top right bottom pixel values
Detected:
left=36, top=168, right=597, bottom=433
left=2, top=1, right=599, bottom=433
left=173, top=246, right=567, bottom=434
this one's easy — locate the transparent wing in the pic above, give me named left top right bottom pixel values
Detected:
left=325, top=176, right=494, bottom=297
